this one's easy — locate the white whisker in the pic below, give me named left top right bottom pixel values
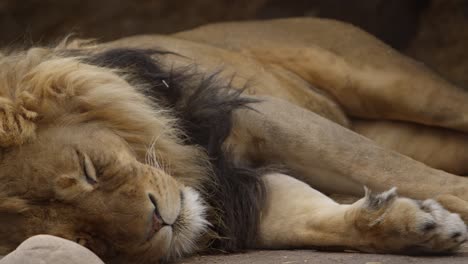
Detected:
left=145, top=133, right=163, bottom=169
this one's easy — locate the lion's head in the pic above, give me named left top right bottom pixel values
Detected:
left=0, top=46, right=213, bottom=262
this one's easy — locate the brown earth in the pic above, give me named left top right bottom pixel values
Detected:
left=177, top=245, right=468, bottom=264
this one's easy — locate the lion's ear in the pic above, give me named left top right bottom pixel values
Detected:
left=0, top=94, right=38, bottom=147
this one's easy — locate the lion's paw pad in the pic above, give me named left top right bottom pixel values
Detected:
left=357, top=188, right=467, bottom=254
left=415, top=199, right=467, bottom=249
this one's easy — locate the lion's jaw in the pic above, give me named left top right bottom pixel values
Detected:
left=0, top=124, right=209, bottom=262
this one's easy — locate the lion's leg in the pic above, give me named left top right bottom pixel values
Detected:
left=227, top=97, right=468, bottom=216
left=352, top=120, right=468, bottom=175
left=175, top=18, right=468, bottom=131
left=251, top=44, right=468, bottom=133
left=258, top=173, right=467, bottom=254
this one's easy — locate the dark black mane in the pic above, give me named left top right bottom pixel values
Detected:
left=87, top=48, right=266, bottom=251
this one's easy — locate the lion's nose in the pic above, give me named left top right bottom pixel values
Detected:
left=148, top=193, right=169, bottom=233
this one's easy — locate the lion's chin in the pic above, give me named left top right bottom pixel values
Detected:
left=167, top=187, right=209, bottom=259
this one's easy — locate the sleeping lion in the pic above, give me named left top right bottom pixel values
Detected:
left=0, top=18, right=467, bottom=263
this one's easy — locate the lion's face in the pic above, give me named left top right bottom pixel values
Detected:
left=0, top=48, right=209, bottom=262
left=0, top=123, right=208, bottom=262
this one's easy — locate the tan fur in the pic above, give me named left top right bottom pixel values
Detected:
left=0, top=18, right=467, bottom=262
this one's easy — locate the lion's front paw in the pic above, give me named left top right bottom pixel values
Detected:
left=353, top=188, right=467, bottom=254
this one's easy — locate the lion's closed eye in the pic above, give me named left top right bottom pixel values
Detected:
left=76, top=150, right=98, bottom=185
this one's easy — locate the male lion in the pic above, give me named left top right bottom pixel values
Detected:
left=0, top=18, right=467, bottom=263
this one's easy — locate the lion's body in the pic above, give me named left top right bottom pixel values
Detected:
left=103, top=18, right=468, bottom=174
left=0, top=18, right=467, bottom=263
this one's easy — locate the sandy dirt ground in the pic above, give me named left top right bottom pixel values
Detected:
left=176, top=244, right=468, bottom=264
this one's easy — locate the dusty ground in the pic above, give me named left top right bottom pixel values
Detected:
left=177, top=245, right=468, bottom=264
